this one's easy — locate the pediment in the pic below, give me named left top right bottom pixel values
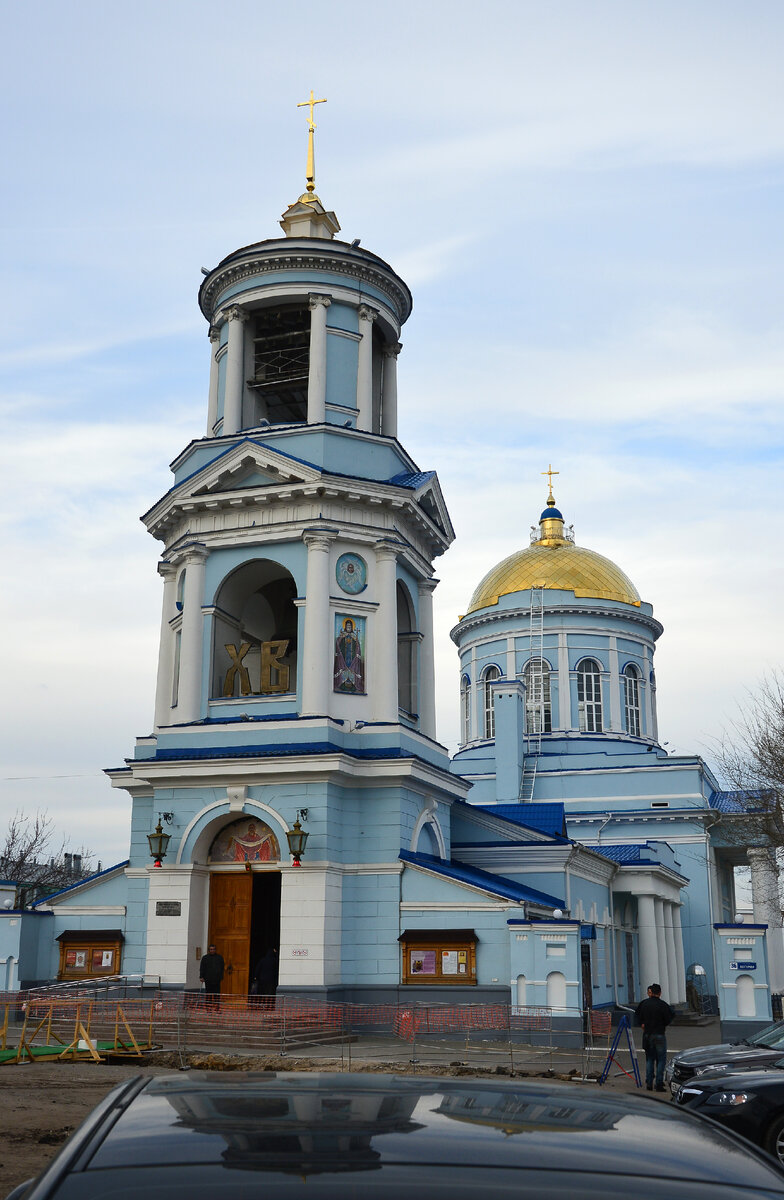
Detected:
left=180, top=440, right=323, bottom=501
left=410, top=474, right=454, bottom=542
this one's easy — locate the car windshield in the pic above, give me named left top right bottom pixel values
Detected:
left=748, top=1021, right=784, bottom=1049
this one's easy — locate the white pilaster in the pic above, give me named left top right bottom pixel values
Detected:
left=206, top=326, right=220, bottom=435
left=222, top=306, right=248, bottom=436
left=307, top=295, right=331, bottom=424
left=653, top=896, right=670, bottom=998
left=637, top=893, right=659, bottom=999
left=506, top=635, right=515, bottom=681
left=663, top=901, right=679, bottom=1005
left=278, top=867, right=343, bottom=988
left=301, top=528, right=339, bottom=716
left=749, top=847, right=784, bottom=992
left=381, top=341, right=401, bottom=437
left=176, top=545, right=209, bottom=723
left=558, top=632, right=572, bottom=730
left=470, top=645, right=479, bottom=740
left=417, top=579, right=438, bottom=739
left=673, top=904, right=687, bottom=1003
left=153, top=562, right=178, bottom=731
left=373, top=541, right=399, bottom=723
left=643, top=646, right=653, bottom=737
left=608, top=636, right=621, bottom=732
left=357, top=305, right=377, bottom=433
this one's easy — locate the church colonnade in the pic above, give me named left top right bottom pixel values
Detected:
left=206, top=295, right=400, bottom=438
left=633, top=892, right=686, bottom=1004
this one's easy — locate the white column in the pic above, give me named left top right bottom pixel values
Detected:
left=176, top=545, right=209, bottom=724
left=300, top=529, right=338, bottom=716
left=643, top=646, right=653, bottom=737
left=506, top=635, right=515, bottom=681
left=153, top=562, right=178, bottom=731
left=653, top=897, right=671, bottom=998
left=608, top=636, right=621, bottom=732
left=373, top=541, right=399, bottom=723
left=558, top=632, right=572, bottom=730
left=417, top=579, right=438, bottom=739
left=206, top=326, right=221, bottom=435
left=307, top=295, right=331, bottom=424
left=673, top=904, right=687, bottom=1003
left=663, top=902, right=679, bottom=1005
left=381, top=342, right=401, bottom=437
left=749, top=847, right=784, bottom=992
left=637, top=893, right=659, bottom=999
left=356, top=305, right=377, bottom=432
left=470, top=645, right=479, bottom=741
left=222, top=306, right=247, bottom=436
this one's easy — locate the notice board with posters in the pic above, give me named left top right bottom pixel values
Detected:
left=399, top=929, right=477, bottom=985
left=56, top=930, right=124, bottom=980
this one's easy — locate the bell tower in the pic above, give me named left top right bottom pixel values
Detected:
left=108, top=102, right=468, bottom=998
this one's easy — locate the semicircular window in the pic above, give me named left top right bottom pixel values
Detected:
left=208, top=816, right=280, bottom=864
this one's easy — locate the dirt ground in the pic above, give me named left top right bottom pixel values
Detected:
left=0, top=1050, right=655, bottom=1197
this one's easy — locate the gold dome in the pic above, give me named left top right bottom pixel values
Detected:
left=465, top=494, right=641, bottom=614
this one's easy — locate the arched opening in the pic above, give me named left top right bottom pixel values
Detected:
left=482, top=665, right=501, bottom=739
left=577, top=659, right=603, bottom=732
left=397, top=582, right=418, bottom=716
left=623, top=664, right=641, bottom=736
left=416, top=823, right=440, bottom=857
left=523, top=658, right=552, bottom=733
left=460, top=674, right=471, bottom=743
left=546, top=970, right=566, bottom=1010
left=248, top=304, right=310, bottom=426
left=736, top=973, right=755, bottom=1019
left=516, top=973, right=527, bottom=1007
left=211, top=560, right=298, bottom=699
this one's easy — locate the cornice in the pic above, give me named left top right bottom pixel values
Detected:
left=199, top=244, right=412, bottom=326
left=451, top=602, right=663, bottom=643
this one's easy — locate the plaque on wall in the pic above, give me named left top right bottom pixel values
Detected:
left=156, top=901, right=182, bottom=916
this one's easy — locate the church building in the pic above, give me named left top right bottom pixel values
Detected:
left=1, top=115, right=779, bottom=1029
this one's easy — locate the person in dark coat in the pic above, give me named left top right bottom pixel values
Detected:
left=199, top=944, right=224, bottom=1009
left=635, top=982, right=674, bottom=1091
left=252, top=947, right=278, bottom=1008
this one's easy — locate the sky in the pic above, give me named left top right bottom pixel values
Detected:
left=1, top=0, right=782, bottom=868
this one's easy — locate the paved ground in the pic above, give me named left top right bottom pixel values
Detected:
left=0, top=1018, right=723, bottom=1196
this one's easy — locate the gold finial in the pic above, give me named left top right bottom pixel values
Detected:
left=541, top=464, right=559, bottom=504
left=297, top=89, right=327, bottom=201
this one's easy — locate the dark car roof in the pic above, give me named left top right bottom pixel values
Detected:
left=22, top=1072, right=784, bottom=1199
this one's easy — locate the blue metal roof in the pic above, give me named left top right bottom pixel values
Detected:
left=474, top=802, right=567, bottom=838
left=591, top=844, right=652, bottom=864
left=399, top=849, right=564, bottom=908
left=710, top=790, right=765, bottom=813
left=147, top=742, right=414, bottom=763
left=32, top=860, right=130, bottom=907
left=387, top=469, right=436, bottom=489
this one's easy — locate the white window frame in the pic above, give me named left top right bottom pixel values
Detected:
left=482, top=665, right=501, bottom=740
left=460, top=674, right=471, bottom=743
left=577, top=659, right=603, bottom=732
left=623, top=664, right=641, bottom=737
left=523, top=658, right=552, bottom=734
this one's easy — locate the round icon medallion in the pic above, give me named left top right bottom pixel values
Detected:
left=336, top=553, right=368, bottom=595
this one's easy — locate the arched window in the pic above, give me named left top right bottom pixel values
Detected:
left=546, top=970, right=566, bottom=1010
left=736, top=973, right=755, bottom=1019
left=482, top=665, right=501, bottom=739
left=623, top=664, right=641, bottom=737
left=516, top=974, right=527, bottom=1007
left=460, top=674, right=471, bottom=744
left=577, top=659, right=603, bottom=732
left=397, top=582, right=418, bottom=716
left=523, top=659, right=552, bottom=733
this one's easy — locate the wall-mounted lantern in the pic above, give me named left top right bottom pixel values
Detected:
left=286, top=809, right=309, bottom=867
left=148, top=812, right=173, bottom=868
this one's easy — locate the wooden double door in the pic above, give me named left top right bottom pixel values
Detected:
left=208, top=871, right=280, bottom=997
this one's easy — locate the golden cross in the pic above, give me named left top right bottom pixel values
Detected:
left=297, top=89, right=326, bottom=132
left=541, top=464, right=559, bottom=496
left=296, top=90, right=327, bottom=196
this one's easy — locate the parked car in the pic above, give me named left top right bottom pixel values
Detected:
left=667, top=1019, right=784, bottom=1094
left=8, top=1071, right=784, bottom=1200
left=675, top=1063, right=784, bottom=1165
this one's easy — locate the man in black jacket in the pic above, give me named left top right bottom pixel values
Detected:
left=635, top=983, right=674, bottom=1091
left=199, top=944, right=224, bottom=1009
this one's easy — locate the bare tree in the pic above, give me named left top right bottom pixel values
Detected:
left=717, top=671, right=784, bottom=847
left=0, top=811, right=93, bottom=906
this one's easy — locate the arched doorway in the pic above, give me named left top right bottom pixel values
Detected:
left=207, top=816, right=281, bottom=998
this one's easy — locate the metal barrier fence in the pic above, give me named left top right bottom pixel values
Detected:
left=1, top=993, right=629, bottom=1076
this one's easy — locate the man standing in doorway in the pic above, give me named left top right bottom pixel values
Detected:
left=199, top=943, right=224, bottom=1009
left=636, top=982, right=674, bottom=1091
